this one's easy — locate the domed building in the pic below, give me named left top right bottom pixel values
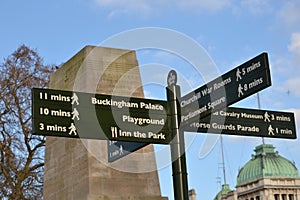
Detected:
left=214, top=184, right=232, bottom=200
left=215, top=144, right=300, bottom=200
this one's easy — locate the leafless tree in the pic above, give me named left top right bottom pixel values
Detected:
left=0, top=45, right=54, bottom=199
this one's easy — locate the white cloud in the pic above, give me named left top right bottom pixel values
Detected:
left=269, top=46, right=300, bottom=99
left=176, top=0, right=231, bottom=13
left=93, top=0, right=282, bottom=17
left=93, top=0, right=155, bottom=16
left=240, top=0, right=271, bottom=15
left=92, top=0, right=232, bottom=16
left=288, top=33, right=300, bottom=56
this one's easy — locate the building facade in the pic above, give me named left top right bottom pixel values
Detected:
left=215, top=144, right=300, bottom=200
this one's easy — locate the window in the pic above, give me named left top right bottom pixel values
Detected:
left=256, top=196, right=260, bottom=200
left=289, top=194, right=294, bottom=200
left=274, top=194, right=280, bottom=200
left=282, top=194, right=287, bottom=200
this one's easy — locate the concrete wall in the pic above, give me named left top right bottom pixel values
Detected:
left=43, top=46, right=168, bottom=200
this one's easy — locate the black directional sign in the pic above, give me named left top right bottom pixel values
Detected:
left=183, top=107, right=296, bottom=139
left=180, top=52, right=271, bottom=127
left=31, top=52, right=297, bottom=166
left=107, top=141, right=147, bottom=162
left=32, top=88, right=171, bottom=144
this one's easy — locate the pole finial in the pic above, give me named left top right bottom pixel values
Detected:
left=167, top=70, right=177, bottom=87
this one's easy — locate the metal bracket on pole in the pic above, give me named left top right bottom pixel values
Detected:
left=166, top=70, right=189, bottom=200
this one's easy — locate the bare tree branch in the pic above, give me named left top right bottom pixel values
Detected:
left=0, top=45, right=54, bottom=199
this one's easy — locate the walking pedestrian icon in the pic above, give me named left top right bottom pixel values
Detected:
left=71, top=93, right=79, bottom=105
left=264, top=112, right=271, bottom=122
left=268, top=124, right=275, bottom=135
left=238, top=84, right=244, bottom=97
left=68, top=123, right=77, bottom=136
left=236, top=68, right=242, bottom=81
left=119, top=145, right=124, bottom=155
left=72, top=108, right=80, bottom=121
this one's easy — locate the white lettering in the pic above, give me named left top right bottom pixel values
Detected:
left=51, top=109, right=71, bottom=117
left=50, top=94, right=70, bottom=102
left=247, top=61, right=261, bottom=73
left=148, top=132, right=166, bottom=140
left=140, top=102, right=164, bottom=110
left=237, top=125, right=259, bottom=132
left=181, top=105, right=207, bottom=122
left=213, top=77, right=232, bottom=90
left=248, top=77, right=263, bottom=89
left=122, top=115, right=165, bottom=126
left=46, top=124, right=67, bottom=132
left=207, top=97, right=226, bottom=110
left=219, top=110, right=240, bottom=119
left=276, top=115, right=291, bottom=122
left=280, top=129, right=293, bottom=135
left=181, top=92, right=201, bottom=107
left=212, top=123, right=236, bottom=131
left=201, top=87, right=212, bottom=96
left=241, top=112, right=263, bottom=119
left=91, top=97, right=138, bottom=109
left=190, top=122, right=210, bottom=129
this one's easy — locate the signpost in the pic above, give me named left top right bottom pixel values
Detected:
left=180, top=52, right=271, bottom=127
left=32, top=88, right=171, bottom=144
left=168, top=53, right=272, bottom=200
left=167, top=70, right=189, bottom=200
left=31, top=52, right=297, bottom=200
left=183, top=107, right=296, bottom=139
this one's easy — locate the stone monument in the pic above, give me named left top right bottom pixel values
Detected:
left=43, top=46, right=168, bottom=200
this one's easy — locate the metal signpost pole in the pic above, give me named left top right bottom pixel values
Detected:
left=166, top=70, right=189, bottom=200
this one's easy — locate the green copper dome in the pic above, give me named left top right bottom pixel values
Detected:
left=214, top=184, right=232, bottom=200
left=237, top=144, right=299, bottom=185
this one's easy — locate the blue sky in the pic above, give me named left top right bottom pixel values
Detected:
left=1, top=1, right=300, bottom=199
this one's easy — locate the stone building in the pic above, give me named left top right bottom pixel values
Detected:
left=214, top=144, right=300, bottom=200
